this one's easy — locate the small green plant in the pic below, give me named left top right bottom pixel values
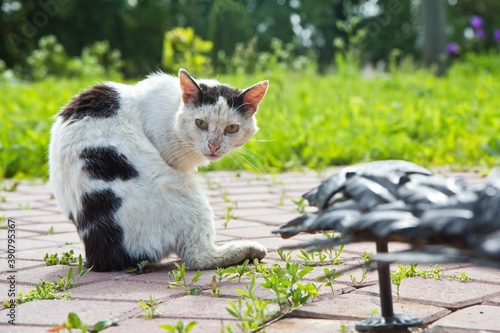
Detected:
left=168, top=262, right=202, bottom=295
left=138, top=294, right=164, bottom=320
left=370, top=307, right=378, bottom=316
left=7, top=255, right=91, bottom=305
left=390, top=265, right=408, bottom=300
left=2, top=180, right=19, bottom=192
left=18, top=202, right=30, bottom=210
left=419, top=264, right=443, bottom=279
left=211, top=274, right=223, bottom=297
left=448, top=271, right=472, bottom=282
left=296, top=249, right=313, bottom=266
left=206, top=179, right=221, bottom=190
left=277, top=248, right=292, bottom=263
left=292, top=197, right=307, bottom=214
left=390, top=263, right=446, bottom=300
left=44, top=250, right=79, bottom=266
left=0, top=216, right=6, bottom=229
left=159, top=320, right=197, bottom=333
left=226, top=276, right=275, bottom=333
left=219, top=259, right=253, bottom=282
left=46, top=226, right=54, bottom=235
left=222, top=202, right=237, bottom=228
left=261, top=262, right=318, bottom=314
left=323, top=232, right=344, bottom=265
left=339, top=323, right=352, bottom=333
left=279, top=188, right=286, bottom=206
left=320, top=267, right=343, bottom=296
left=48, top=312, right=115, bottom=332
left=125, top=260, right=150, bottom=274
left=350, top=251, right=373, bottom=285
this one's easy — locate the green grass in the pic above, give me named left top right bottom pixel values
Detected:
left=2, top=54, right=500, bottom=179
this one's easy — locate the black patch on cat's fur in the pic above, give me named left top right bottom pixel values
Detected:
left=69, top=212, right=75, bottom=225
left=80, top=146, right=139, bottom=182
left=196, top=84, right=251, bottom=114
left=59, top=84, right=120, bottom=123
left=77, top=188, right=148, bottom=271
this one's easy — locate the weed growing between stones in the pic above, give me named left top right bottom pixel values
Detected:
left=138, top=294, right=164, bottom=320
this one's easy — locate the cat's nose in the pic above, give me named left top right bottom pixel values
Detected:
left=209, top=144, right=220, bottom=153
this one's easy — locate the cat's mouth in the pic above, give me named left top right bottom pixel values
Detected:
left=205, top=153, right=222, bottom=160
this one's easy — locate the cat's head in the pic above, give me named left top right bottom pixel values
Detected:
left=175, top=69, right=268, bottom=163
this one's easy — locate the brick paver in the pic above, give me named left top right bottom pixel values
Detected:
left=1, top=170, right=500, bottom=332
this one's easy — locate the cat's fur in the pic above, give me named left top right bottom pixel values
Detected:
left=49, top=69, right=269, bottom=271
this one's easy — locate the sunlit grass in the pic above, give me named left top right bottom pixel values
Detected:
left=2, top=55, right=500, bottom=179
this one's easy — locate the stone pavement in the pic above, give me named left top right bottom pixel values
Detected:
left=1, top=169, right=500, bottom=332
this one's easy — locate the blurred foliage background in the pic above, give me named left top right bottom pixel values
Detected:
left=1, top=0, right=500, bottom=79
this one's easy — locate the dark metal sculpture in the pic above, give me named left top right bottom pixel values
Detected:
left=273, top=160, right=500, bottom=331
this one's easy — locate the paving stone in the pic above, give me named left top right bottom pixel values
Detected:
left=13, top=221, right=77, bottom=234
left=0, top=264, right=128, bottom=287
left=14, top=214, right=70, bottom=224
left=29, top=232, right=82, bottom=244
left=154, top=295, right=279, bottom=321
left=214, top=218, right=265, bottom=230
left=2, top=171, right=499, bottom=332
left=0, top=238, right=64, bottom=254
left=0, top=244, right=84, bottom=260
left=223, top=185, right=274, bottom=195
left=124, top=260, right=214, bottom=289
left=2, top=209, right=56, bottom=219
left=289, top=293, right=450, bottom=324
left=0, top=324, right=48, bottom=332
left=213, top=199, right=277, bottom=209
left=355, top=276, right=500, bottom=309
left=0, top=259, right=46, bottom=273
left=217, top=225, right=283, bottom=239
left=229, top=207, right=296, bottom=219
left=445, top=266, right=500, bottom=285
left=11, top=299, right=139, bottom=326
left=266, top=318, right=358, bottom=333
left=239, top=212, right=301, bottom=225
left=248, top=234, right=332, bottom=252
left=105, top=317, right=240, bottom=333
left=0, top=229, right=43, bottom=240
left=70, top=279, right=183, bottom=301
left=431, top=305, right=500, bottom=332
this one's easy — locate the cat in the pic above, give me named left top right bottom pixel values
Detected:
left=49, top=69, right=269, bottom=272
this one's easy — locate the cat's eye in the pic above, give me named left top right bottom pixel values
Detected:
left=225, top=124, right=239, bottom=134
left=195, top=119, right=208, bottom=130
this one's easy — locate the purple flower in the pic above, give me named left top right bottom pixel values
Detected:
left=446, top=42, right=459, bottom=55
left=475, top=28, right=486, bottom=40
left=494, top=29, right=500, bottom=42
left=470, top=16, right=484, bottom=29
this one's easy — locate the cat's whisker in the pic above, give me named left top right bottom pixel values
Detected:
left=229, top=150, right=264, bottom=173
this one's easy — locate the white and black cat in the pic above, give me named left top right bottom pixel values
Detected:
left=49, top=69, right=269, bottom=271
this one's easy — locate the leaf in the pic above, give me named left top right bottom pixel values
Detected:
left=91, top=319, right=116, bottom=332
left=192, top=270, right=202, bottom=283
left=137, top=301, right=149, bottom=309
left=185, top=321, right=197, bottom=332
left=158, top=324, right=176, bottom=333
left=67, top=312, right=83, bottom=329
left=298, top=266, right=314, bottom=279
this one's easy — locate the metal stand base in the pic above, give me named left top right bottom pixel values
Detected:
left=355, top=314, right=423, bottom=332
left=354, top=240, right=423, bottom=332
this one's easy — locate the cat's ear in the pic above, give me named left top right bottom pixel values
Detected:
left=179, top=68, right=202, bottom=104
left=240, top=80, right=269, bottom=114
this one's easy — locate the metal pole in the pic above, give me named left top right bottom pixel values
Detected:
left=376, top=240, right=394, bottom=318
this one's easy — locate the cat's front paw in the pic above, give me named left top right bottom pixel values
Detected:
left=244, top=242, right=267, bottom=261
